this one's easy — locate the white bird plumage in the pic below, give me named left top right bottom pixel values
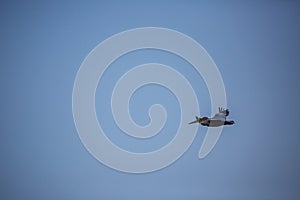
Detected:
left=189, top=107, right=235, bottom=127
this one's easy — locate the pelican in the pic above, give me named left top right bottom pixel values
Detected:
left=189, top=107, right=235, bottom=127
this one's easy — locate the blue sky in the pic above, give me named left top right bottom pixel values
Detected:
left=1, top=1, right=300, bottom=199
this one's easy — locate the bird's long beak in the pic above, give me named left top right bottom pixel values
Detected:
left=188, top=120, right=198, bottom=124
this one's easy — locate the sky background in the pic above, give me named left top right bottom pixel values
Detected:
left=1, top=1, right=300, bottom=199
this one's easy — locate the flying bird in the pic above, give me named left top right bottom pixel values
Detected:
left=189, top=107, right=235, bottom=127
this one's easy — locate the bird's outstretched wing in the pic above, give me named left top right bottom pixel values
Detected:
left=211, top=107, right=229, bottom=121
left=219, top=107, right=229, bottom=116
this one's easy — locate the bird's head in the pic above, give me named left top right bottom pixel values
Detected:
left=199, top=117, right=209, bottom=123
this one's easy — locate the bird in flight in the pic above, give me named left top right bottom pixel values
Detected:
left=189, top=107, right=235, bottom=127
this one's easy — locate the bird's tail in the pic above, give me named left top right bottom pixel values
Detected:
left=225, top=120, right=235, bottom=125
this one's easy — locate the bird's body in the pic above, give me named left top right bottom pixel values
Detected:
left=189, top=107, right=235, bottom=127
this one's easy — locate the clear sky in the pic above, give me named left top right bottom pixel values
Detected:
left=1, top=1, right=300, bottom=199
